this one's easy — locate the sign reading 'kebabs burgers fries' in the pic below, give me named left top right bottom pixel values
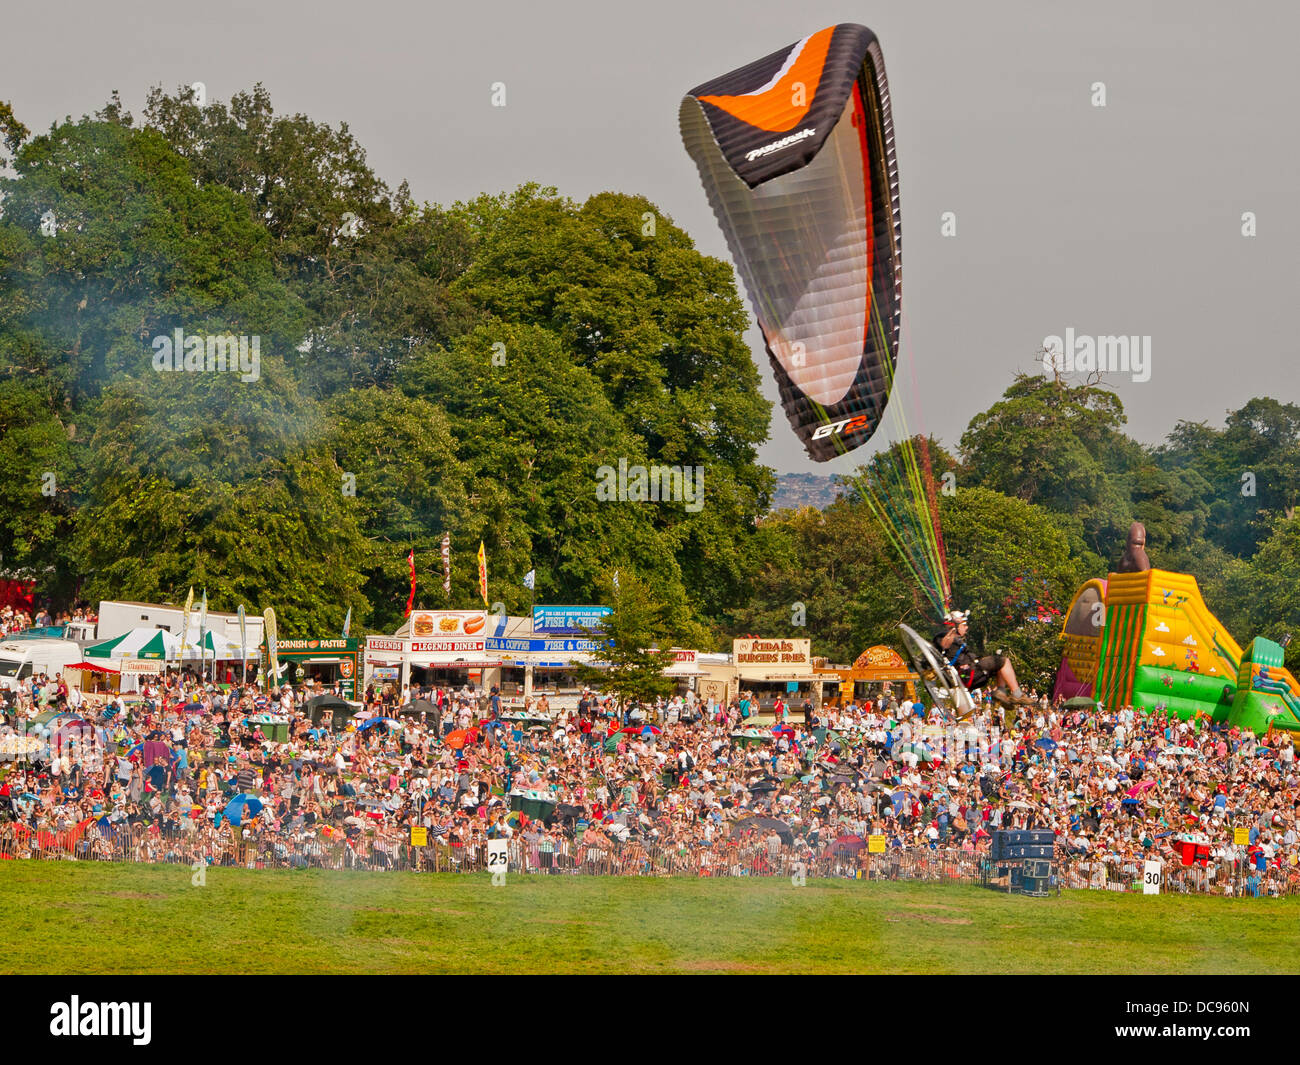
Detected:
left=732, top=638, right=811, bottom=670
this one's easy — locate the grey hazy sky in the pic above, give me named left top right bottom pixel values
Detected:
left=8, top=0, right=1297, bottom=472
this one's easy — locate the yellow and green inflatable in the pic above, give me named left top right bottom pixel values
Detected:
left=1055, top=566, right=1300, bottom=735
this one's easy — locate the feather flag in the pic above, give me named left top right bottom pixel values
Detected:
left=180, top=586, right=195, bottom=660
left=237, top=604, right=247, bottom=680
left=198, top=589, right=208, bottom=674
left=342, top=606, right=352, bottom=638
left=477, top=541, right=488, bottom=608
left=441, top=533, right=451, bottom=596
left=406, top=549, right=417, bottom=617
left=523, top=569, right=535, bottom=591
left=263, top=607, right=279, bottom=685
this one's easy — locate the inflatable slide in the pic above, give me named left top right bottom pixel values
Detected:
left=1056, top=558, right=1300, bottom=735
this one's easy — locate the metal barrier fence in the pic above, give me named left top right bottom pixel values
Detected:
left=2, top=823, right=1294, bottom=897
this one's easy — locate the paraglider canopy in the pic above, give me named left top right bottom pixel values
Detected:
left=681, top=23, right=901, bottom=462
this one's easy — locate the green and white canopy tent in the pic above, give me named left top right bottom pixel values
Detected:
left=176, top=630, right=246, bottom=659
left=83, top=627, right=180, bottom=661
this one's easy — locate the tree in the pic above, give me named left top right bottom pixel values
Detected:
left=570, top=572, right=684, bottom=712
left=939, top=486, right=1088, bottom=689
left=446, top=185, right=775, bottom=625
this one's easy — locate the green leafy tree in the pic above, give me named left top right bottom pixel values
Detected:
left=939, top=486, right=1088, bottom=688
left=570, top=572, right=685, bottom=712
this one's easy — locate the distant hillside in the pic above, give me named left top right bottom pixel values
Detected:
left=771, top=473, right=846, bottom=512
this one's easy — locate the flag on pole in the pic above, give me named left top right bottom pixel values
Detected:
left=406, top=550, right=417, bottom=617
left=523, top=569, right=535, bottom=591
left=441, top=533, right=451, bottom=596
left=342, top=606, right=352, bottom=638
left=612, top=571, right=620, bottom=593
left=477, top=541, right=488, bottom=608
left=180, top=586, right=195, bottom=660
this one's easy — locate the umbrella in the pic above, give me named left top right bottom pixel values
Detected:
left=358, top=717, right=400, bottom=731
left=223, top=794, right=263, bottom=826
left=1064, top=696, right=1098, bottom=708
left=772, top=725, right=795, bottom=739
left=641, top=725, right=661, bottom=737
left=306, top=694, right=356, bottom=727
left=397, top=698, right=437, bottom=717
left=603, top=736, right=622, bottom=753
left=445, top=728, right=480, bottom=750
left=1126, top=780, right=1156, bottom=797
left=826, top=834, right=866, bottom=855
left=1035, top=738, right=1058, bottom=752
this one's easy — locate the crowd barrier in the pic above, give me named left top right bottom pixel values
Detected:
left=1, top=823, right=1292, bottom=897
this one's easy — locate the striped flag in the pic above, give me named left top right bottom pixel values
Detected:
left=405, top=549, right=417, bottom=617
left=441, top=533, right=451, bottom=596
left=477, top=541, right=488, bottom=608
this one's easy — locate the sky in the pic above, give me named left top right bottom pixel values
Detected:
left=8, top=0, right=1297, bottom=472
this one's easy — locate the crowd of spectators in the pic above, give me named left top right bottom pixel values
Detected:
left=1, top=670, right=1297, bottom=895
left=0, top=604, right=97, bottom=637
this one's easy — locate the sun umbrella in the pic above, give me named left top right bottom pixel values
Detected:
left=359, top=717, right=400, bottom=731
left=445, top=728, right=479, bottom=750
left=826, top=834, right=866, bottom=855
left=1064, top=696, right=1098, bottom=708
left=1035, top=738, right=1058, bottom=752
left=223, top=794, right=263, bottom=826
left=396, top=698, right=437, bottom=717
left=641, top=725, right=661, bottom=736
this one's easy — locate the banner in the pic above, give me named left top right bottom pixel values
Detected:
left=264, top=607, right=279, bottom=684
left=406, top=549, right=417, bottom=617
left=485, top=636, right=606, bottom=655
left=408, top=611, right=486, bottom=638
left=441, top=533, right=451, bottom=596
left=477, top=541, right=488, bottom=608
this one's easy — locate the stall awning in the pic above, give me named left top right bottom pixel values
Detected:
left=67, top=661, right=120, bottom=674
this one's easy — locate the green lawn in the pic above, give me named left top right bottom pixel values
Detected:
left=1, top=862, right=1297, bottom=974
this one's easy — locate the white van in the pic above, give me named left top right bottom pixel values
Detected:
left=0, top=639, right=85, bottom=692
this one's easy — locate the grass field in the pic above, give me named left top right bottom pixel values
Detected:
left=2, top=862, right=1298, bottom=974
